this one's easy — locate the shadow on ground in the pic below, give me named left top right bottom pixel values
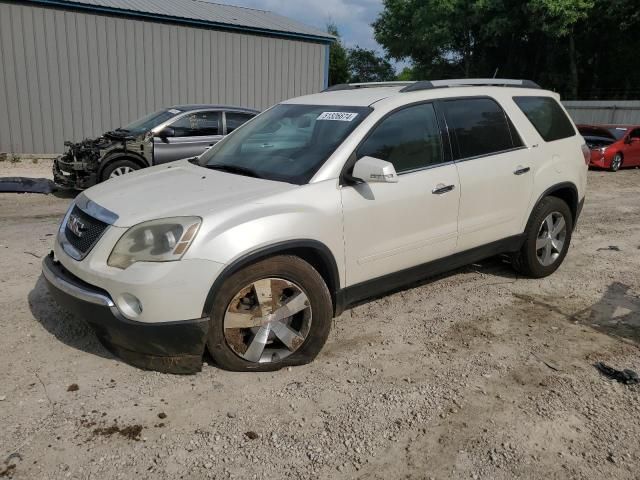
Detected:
left=516, top=281, right=640, bottom=345
left=586, top=281, right=640, bottom=343
left=28, top=275, right=113, bottom=359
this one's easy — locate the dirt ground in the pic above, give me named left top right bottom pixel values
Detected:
left=1, top=160, right=639, bottom=480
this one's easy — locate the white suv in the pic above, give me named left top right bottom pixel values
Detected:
left=43, top=79, right=588, bottom=374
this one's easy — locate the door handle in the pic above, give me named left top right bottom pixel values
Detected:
left=432, top=184, right=456, bottom=195
left=514, top=166, right=530, bottom=175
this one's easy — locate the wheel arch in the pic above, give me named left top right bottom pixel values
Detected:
left=530, top=182, right=579, bottom=228
left=98, top=152, right=149, bottom=180
left=201, top=240, right=341, bottom=318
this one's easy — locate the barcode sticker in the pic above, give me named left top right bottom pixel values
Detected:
left=317, top=112, right=359, bottom=122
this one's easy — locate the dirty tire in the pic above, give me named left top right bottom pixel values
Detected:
left=609, top=153, right=623, bottom=172
left=207, top=255, right=333, bottom=372
left=512, top=196, right=573, bottom=279
left=100, top=159, right=141, bottom=182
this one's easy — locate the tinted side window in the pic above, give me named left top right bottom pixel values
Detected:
left=629, top=128, right=640, bottom=139
left=357, top=103, right=443, bottom=173
left=442, top=98, right=520, bottom=159
left=171, top=111, right=220, bottom=137
left=513, top=96, right=576, bottom=142
left=226, top=112, right=255, bottom=133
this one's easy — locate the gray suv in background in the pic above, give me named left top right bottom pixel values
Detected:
left=53, top=104, right=258, bottom=189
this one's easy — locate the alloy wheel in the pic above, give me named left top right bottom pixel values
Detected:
left=535, top=211, right=567, bottom=267
left=109, top=166, right=135, bottom=178
left=223, top=278, right=312, bottom=363
left=612, top=154, right=622, bottom=171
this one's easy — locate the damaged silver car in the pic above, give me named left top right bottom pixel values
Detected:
left=53, top=105, right=258, bottom=189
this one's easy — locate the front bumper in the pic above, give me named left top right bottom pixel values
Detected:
left=588, top=152, right=610, bottom=169
left=53, top=156, right=98, bottom=190
left=42, top=252, right=210, bottom=374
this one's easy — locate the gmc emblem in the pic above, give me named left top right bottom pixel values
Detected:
left=68, top=215, right=87, bottom=238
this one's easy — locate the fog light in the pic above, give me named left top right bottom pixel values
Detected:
left=117, top=293, right=143, bottom=318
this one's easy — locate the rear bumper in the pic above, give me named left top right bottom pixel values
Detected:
left=42, top=252, right=209, bottom=374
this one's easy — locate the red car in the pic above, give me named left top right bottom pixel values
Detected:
left=578, top=124, right=640, bottom=171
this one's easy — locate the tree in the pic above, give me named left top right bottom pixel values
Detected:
left=529, top=0, right=595, bottom=97
left=347, top=47, right=396, bottom=83
left=373, top=0, right=640, bottom=99
left=327, top=23, right=349, bottom=86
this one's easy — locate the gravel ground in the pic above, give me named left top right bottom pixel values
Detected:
left=1, top=161, right=639, bottom=480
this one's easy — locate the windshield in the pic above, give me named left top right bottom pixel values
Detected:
left=200, top=104, right=371, bottom=184
left=607, top=127, right=629, bottom=140
left=122, top=108, right=183, bottom=134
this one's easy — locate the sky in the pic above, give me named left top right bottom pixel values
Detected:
left=213, top=0, right=387, bottom=54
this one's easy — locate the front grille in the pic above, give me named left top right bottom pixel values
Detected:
left=64, top=205, right=109, bottom=255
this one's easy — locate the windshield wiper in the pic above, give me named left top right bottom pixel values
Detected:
left=205, top=164, right=263, bottom=179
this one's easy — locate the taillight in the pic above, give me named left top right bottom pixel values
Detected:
left=581, top=144, right=591, bottom=165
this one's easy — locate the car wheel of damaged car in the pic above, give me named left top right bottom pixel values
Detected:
left=101, top=159, right=141, bottom=182
left=207, top=256, right=332, bottom=372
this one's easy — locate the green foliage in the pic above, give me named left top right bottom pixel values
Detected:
left=396, top=67, right=415, bottom=81
left=530, top=0, right=594, bottom=36
left=347, top=47, right=396, bottom=83
left=373, top=0, right=640, bottom=99
left=327, top=23, right=350, bottom=86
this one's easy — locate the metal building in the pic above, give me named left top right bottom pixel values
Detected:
left=0, top=0, right=333, bottom=154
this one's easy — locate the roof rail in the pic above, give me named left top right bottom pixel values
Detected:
left=323, top=78, right=541, bottom=93
left=324, top=81, right=414, bottom=92
left=400, top=78, right=541, bottom=92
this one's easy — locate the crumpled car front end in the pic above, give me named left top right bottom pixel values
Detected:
left=54, top=138, right=110, bottom=190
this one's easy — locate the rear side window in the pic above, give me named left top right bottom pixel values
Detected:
left=226, top=112, right=255, bottom=134
left=441, top=98, right=522, bottom=160
left=357, top=103, right=444, bottom=173
left=513, top=96, right=576, bottom=142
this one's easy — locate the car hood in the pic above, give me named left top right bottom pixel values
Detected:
left=81, top=160, right=297, bottom=227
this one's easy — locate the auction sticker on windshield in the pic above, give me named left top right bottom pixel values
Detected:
left=317, top=112, right=359, bottom=122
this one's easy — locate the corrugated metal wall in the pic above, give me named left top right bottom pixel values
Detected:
left=0, top=1, right=327, bottom=154
left=563, top=101, right=640, bottom=125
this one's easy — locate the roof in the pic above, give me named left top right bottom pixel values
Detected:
left=173, top=104, right=259, bottom=113
left=285, top=87, right=404, bottom=107
left=22, top=0, right=335, bottom=43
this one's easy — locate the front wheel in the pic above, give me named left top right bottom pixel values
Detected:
left=101, top=159, right=141, bottom=182
left=610, top=153, right=623, bottom=172
left=207, top=256, right=333, bottom=372
left=512, top=196, right=573, bottom=278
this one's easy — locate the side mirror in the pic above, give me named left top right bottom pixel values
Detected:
left=352, top=156, right=398, bottom=184
left=156, top=126, right=175, bottom=140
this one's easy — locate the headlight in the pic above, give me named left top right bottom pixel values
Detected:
left=599, top=147, right=608, bottom=153
left=107, top=217, right=201, bottom=269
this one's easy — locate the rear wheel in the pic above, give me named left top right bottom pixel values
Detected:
left=207, top=256, right=333, bottom=371
left=610, top=153, right=623, bottom=172
left=101, top=159, right=141, bottom=182
left=512, top=196, right=573, bottom=278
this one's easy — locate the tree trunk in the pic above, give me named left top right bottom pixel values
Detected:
left=568, top=33, right=579, bottom=99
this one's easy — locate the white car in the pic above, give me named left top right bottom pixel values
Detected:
left=43, top=79, right=588, bottom=374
